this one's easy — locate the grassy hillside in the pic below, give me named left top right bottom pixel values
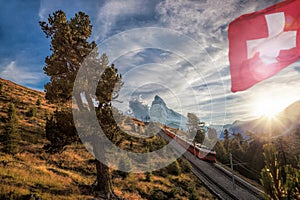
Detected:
left=0, top=78, right=55, bottom=145
left=0, top=78, right=215, bottom=199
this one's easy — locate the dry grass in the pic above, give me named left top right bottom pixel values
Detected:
left=0, top=143, right=216, bottom=199
left=0, top=149, right=95, bottom=199
left=112, top=165, right=216, bottom=200
left=0, top=78, right=215, bottom=199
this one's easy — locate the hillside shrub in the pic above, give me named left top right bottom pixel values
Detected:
left=27, top=107, right=37, bottom=117
left=36, top=98, right=41, bottom=107
left=167, top=160, right=181, bottom=176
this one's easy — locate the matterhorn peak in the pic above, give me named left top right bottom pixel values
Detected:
left=152, top=95, right=166, bottom=107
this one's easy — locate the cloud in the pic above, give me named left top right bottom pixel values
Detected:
left=25, top=0, right=299, bottom=124
left=38, top=6, right=48, bottom=20
left=93, top=0, right=159, bottom=41
left=109, top=47, right=227, bottom=124
left=156, top=0, right=281, bottom=41
left=0, top=61, right=45, bottom=86
left=94, top=25, right=229, bottom=123
left=153, top=0, right=296, bottom=123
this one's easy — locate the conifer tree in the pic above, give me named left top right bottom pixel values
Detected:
left=40, top=10, right=122, bottom=198
left=223, top=129, right=230, bottom=152
left=214, top=141, right=228, bottom=163
left=260, top=143, right=300, bottom=199
left=4, top=103, right=19, bottom=154
left=40, top=10, right=96, bottom=104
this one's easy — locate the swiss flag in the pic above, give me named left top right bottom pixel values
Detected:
left=228, top=0, right=300, bottom=92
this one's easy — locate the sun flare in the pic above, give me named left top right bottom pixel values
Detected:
left=252, top=96, right=296, bottom=119
left=253, top=100, right=281, bottom=118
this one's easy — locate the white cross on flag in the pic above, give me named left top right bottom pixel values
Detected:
left=228, top=0, right=300, bottom=92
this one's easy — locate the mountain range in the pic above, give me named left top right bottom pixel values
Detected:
left=2, top=75, right=297, bottom=140
left=129, top=94, right=300, bottom=139
left=219, top=100, right=300, bottom=139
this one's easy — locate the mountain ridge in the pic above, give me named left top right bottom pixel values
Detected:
left=222, top=100, right=300, bottom=138
left=129, top=95, right=188, bottom=130
left=2, top=77, right=299, bottom=139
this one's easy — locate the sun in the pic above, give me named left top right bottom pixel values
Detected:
left=251, top=96, right=295, bottom=119
left=253, top=100, right=281, bottom=118
left=249, top=87, right=300, bottom=120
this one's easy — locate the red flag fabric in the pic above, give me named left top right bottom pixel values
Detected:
left=228, top=0, right=300, bottom=92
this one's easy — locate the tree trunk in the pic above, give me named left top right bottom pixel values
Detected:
left=92, top=136, right=118, bottom=199
left=95, top=160, right=115, bottom=199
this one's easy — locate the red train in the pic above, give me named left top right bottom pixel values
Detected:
left=162, top=128, right=216, bottom=163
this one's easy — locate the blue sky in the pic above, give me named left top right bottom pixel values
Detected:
left=1, top=0, right=300, bottom=125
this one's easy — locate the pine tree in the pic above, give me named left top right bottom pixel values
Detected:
left=223, top=129, right=230, bottom=152
left=44, top=108, right=77, bottom=152
left=4, top=103, right=20, bottom=154
left=40, top=10, right=96, bottom=104
left=40, top=10, right=122, bottom=198
left=260, top=143, right=300, bottom=199
left=214, top=141, right=228, bottom=163
left=93, top=55, right=123, bottom=197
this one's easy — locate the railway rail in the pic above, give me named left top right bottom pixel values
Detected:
left=213, top=163, right=265, bottom=199
left=190, top=162, right=240, bottom=200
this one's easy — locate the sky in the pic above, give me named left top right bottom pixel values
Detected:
left=1, top=0, right=300, bottom=125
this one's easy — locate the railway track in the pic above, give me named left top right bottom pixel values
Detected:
left=190, top=162, right=240, bottom=200
left=213, top=163, right=265, bottom=199
left=159, top=129, right=265, bottom=200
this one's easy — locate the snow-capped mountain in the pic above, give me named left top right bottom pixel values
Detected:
left=129, top=95, right=187, bottom=130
